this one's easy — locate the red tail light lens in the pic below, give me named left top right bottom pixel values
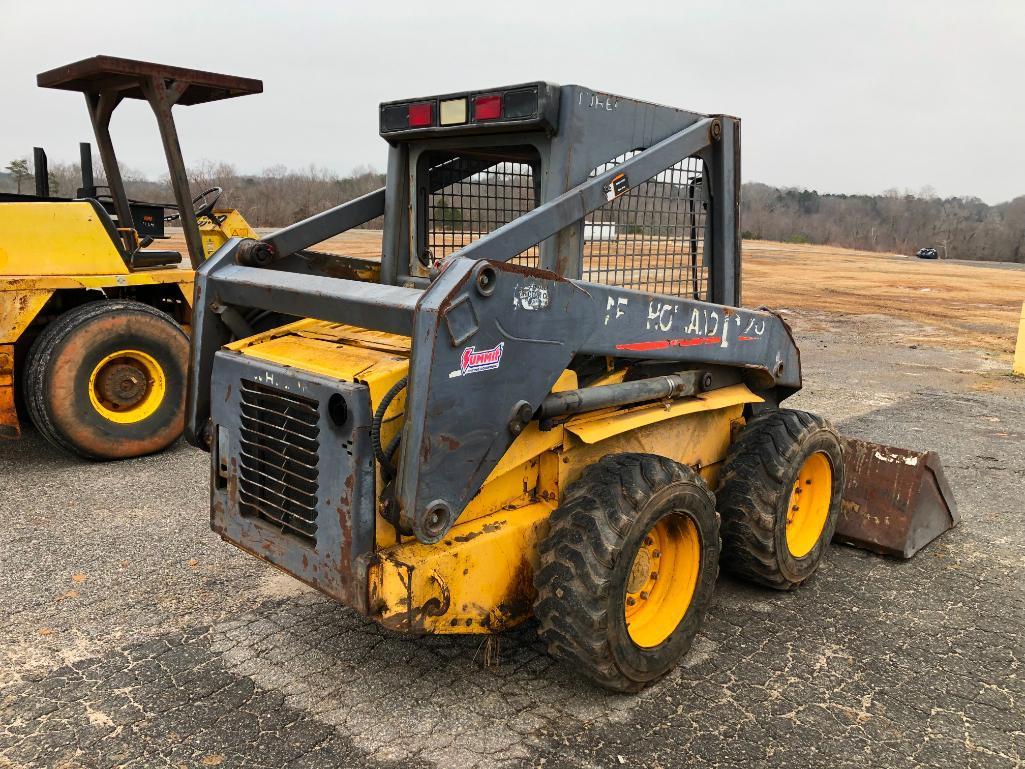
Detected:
left=474, top=94, right=502, bottom=121
left=408, top=102, right=434, bottom=127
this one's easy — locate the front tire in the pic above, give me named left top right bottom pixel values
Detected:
left=718, top=409, right=844, bottom=590
left=24, top=300, right=188, bottom=460
left=534, top=453, right=720, bottom=692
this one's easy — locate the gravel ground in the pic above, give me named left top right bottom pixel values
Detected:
left=1, top=308, right=1023, bottom=769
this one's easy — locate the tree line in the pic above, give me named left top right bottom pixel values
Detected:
left=3, top=155, right=1023, bottom=263
left=1, top=158, right=386, bottom=229
left=741, top=183, right=1025, bottom=263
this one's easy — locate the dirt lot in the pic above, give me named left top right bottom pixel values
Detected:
left=742, top=241, right=1025, bottom=356
left=2, top=239, right=1024, bottom=768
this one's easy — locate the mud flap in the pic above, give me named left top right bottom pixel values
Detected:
left=835, top=437, right=959, bottom=558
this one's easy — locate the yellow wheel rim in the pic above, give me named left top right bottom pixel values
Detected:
left=624, top=514, right=701, bottom=648
left=87, top=349, right=166, bottom=424
left=785, top=451, right=833, bottom=558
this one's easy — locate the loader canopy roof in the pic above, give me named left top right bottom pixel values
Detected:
left=37, top=55, right=262, bottom=105
left=35, top=55, right=262, bottom=269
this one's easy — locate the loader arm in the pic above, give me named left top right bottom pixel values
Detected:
left=396, top=257, right=799, bottom=542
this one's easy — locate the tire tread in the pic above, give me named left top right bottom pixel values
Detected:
left=23, top=300, right=186, bottom=459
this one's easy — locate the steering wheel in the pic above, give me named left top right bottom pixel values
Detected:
left=164, top=187, right=223, bottom=223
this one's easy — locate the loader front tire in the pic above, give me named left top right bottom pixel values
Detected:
left=24, top=300, right=188, bottom=460
left=534, top=453, right=719, bottom=692
left=718, top=409, right=843, bottom=590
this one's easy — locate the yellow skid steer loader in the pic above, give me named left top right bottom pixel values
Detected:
left=185, top=83, right=957, bottom=690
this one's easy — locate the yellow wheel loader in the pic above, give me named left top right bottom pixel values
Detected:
left=185, top=84, right=958, bottom=691
left=0, top=57, right=261, bottom=458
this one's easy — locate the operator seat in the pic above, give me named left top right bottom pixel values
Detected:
left=86, top=198, right=182, bottom=269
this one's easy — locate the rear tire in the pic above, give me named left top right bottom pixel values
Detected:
left=534, top=453, right=720, bottom=692
left=24, top=300, right=188, bottom=460
left=717, top=409, right=843, bottom=590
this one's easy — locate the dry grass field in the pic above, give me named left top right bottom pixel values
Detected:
left=167, top=229, right=1025, bottom=358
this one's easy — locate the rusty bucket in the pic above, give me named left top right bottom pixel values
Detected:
left=835, top=437, right=959, bottom=558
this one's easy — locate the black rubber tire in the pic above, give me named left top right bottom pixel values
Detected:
left=534, top=453, right=720, bottom=693
left=717, top=409, right=844, bottom=590
left=24, top=300, right=188, bottom=460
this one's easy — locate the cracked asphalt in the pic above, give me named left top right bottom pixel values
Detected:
left=1, top=309, right=1023, bottom=769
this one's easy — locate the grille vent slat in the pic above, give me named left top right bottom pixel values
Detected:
left=239, top=425, right=318, bottom=459
left=238, top=459, right=318, bottom=507
left=237, top=379, right=320, bottom=544
left=238, top=446, right=318, bottom=491
left=240, top=405, right=321, bottom=447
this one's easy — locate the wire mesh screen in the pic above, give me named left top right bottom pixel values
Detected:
left=423, top=154, right=539, bottom=267
left=582, top=153, right=708, bottom=298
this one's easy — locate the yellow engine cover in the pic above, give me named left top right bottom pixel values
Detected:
left=0, top=201, right=127, bottom=276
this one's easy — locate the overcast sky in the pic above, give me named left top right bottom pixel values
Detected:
left=2, top=1, right=1023, bottom=203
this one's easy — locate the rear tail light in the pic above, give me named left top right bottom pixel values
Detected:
left=474, top=94, right=502, bottom=120
left=503, top=88, right=539, bottom=119
left=408, top=102, right=434, bottom=127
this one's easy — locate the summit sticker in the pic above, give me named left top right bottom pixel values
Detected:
left=451, top=342, right=505, bottom=377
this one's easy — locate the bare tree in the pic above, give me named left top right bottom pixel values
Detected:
left=5, top=158, right=31, bottom=194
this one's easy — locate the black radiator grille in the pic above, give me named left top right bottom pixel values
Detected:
left=238, top=379, right=321, bottom=544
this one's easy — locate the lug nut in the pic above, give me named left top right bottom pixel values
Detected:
left=652, top=550, right=661, bottom=559
left=626, top=597, right=636, bottom=606
left=650, top=572, right=658, bottom=580
left=640, top=591, right=649, bottom=600
left=644, top=536, right=653, bottom=546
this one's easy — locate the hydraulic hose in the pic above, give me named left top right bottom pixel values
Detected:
left=371, top=376, right=407, bottom=477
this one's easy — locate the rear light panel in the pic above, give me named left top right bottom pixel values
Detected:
left=379, top=82, right=559, bottom=138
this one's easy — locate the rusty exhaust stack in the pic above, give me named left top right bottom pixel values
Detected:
left=835, top=437, right=959, bottom=558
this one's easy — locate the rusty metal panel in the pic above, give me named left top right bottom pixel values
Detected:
left=836, top=437, right=959, bottom=559
left=210, top=353, right=377, bottom=611
left=36, top=55, right=262, bottom=104
left=0, top=344, right=19, bottom=439
left=367, top=502, right=553, bottom=634
left=0, top=289, right=52, bottom=343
